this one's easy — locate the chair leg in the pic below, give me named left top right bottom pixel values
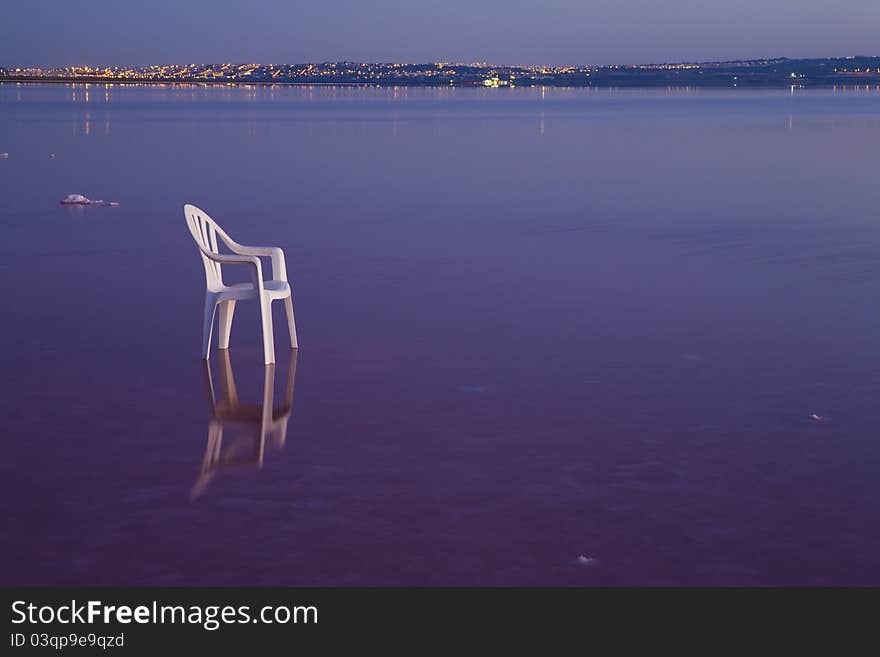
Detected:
left=217, top=300, right=236, bottom=350
left=284, top=296, right=298, bottom=349
left=202, top=296, right=217, bottom=360
left=259, top=296, right=276, bottom=365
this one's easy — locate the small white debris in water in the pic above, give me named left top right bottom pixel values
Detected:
left=49, top=153, right=55, bottom=159
left=576, top=555, right=599, bottom=566
left=0, top=152, right=8, bottom=159
left=60, top=193, right=119, bottom=207
left=809, top=413, right=825, bottom=422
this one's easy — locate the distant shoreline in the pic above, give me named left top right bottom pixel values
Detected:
left=3, top=56, right=880, bottom=89
left=0, top=78, right=368, bottom=87
left=3, top=77, right=880, bottom=90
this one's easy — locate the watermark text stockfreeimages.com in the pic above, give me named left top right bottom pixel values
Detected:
left=11, top=599, right=317, bottom=631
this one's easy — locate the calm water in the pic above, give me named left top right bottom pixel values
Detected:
left=1, top=83, right=880, bottom=586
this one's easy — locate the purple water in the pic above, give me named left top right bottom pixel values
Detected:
left=1, top=83, right=879, bottom=585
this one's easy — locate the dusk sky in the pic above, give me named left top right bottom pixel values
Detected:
left=3, top=0, right=879, bottom=67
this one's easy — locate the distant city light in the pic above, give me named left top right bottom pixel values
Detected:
left=1, top=57, right=879, bottom=87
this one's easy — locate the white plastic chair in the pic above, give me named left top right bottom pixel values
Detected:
left=184, top=204, right=297, bottom=364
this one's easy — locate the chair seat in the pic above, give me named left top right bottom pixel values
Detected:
left=216, top=280, right=291, bottom=301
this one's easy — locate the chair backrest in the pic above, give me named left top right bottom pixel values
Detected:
left=184, top=204, right=225, bottom=289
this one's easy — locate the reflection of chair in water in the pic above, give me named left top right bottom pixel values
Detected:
left=192, top=349, right=298, bottom=499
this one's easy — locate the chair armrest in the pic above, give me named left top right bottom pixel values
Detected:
left=229, top=245, right=288, bottom=281
left=199, top=249, right=264, bottom=287
left=210, top=227, right=288, bottom=282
